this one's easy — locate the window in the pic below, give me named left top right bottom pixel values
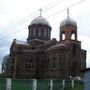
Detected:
left=33, top=28, right=36, bottom=35
left=52, top=57, right=56, bottom=68
left=44, top=29, right=47, bottom=36
left=11, top=66, right=13, bottom=75
left=38, top=28, right=41, bottom=36
left=47, top=58, right=49, bottom=62
left=61, top=31, right=65, bottom=40
left=48, top=30, right=50, bottom=37
left=30, top=29, right=32, bottom=36
left=73, top=44, right=76, bottom=55
left=71, top=33, right=75, bottom=40
left=62, top=33, right=65, bottom=40
left=25, top=59, right=32, bottom=69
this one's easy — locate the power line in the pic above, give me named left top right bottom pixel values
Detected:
left=42, top=0, right=65, bottom=13
left=15, top=0, right=86, bottom=33
left=68, top=0, right=85, bottom=8
left=3, top=0, right=65, bottom=36
left=4, top=0, right=85, bottom=38
left=0, top=0, right=86, bottom=56
left=6, top=0, right=64, bottom=30
left=2, top=0, right=64, bottom=37
left=7, top=12, right=39, bottom=30
left=46, top=0, right=85, bottom=18
left=3, top=0, right=85, bottom=38
left=7, top=0, right=85, bottom=30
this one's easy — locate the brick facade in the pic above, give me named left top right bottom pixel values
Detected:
left=2, top=16, right=86, bottom=79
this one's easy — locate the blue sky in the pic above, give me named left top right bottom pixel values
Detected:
left=0, top=0, right=90, bottom=71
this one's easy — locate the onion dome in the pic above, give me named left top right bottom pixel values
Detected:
left=60, top=17, right=77, bottom=27
left=27, top=16, right=51, bottom=42
left=30, top=16, right=50, bottom=26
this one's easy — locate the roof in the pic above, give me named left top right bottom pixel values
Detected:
left=44, top=38, right=56, bottom=45
left=30, top=16, right=50, bottom=26
left=15, top=39, right=29, bottom=45
left=30, top=38, right=45, bottom=43
left=47, top=43, right=66, bottom=51
left=60, top=17, right=77, bottom=27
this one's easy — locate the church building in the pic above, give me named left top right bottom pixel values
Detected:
left=2, top=12, right=86, bottom=79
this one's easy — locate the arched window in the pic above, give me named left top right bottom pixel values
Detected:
left=47, top=58, right=49, bottom=62
left=73, top=44, right=76, bottom=55
left=29, top=29, right=32, bottom=36
left=52, top=57, right=56, bottom=68
left=61, top=31, right=65, bottom=40
left=33, top=28, right=36, bottom=35
left=71, top=31, right=76, bottom=40
left=44, top=29, right=47, bottom=36
left=48, top=30, right=50, bottom=37
left=38, top=28, right=41, bottom=36
left=71, top=33, right=75, bottom=40
left=62, top=33, right=65, bottom=40
left=11, top=66, right=13, bottom=75
left=25, top=59, right=32, bottom=69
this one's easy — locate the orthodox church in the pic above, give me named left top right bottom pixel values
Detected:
left=2, top=11, right=86, bottom=79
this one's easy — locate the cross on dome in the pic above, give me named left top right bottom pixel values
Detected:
left=39, top=8, right=42, bottom=16
left=67, top=8, right=70, bottom=18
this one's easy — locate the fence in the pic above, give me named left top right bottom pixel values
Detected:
left=0, top=78, right=84, bottom=90
left=0, top=79, right=6, bottom=90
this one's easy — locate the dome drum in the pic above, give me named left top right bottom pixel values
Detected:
left=27, top=16, right=51, bottom=41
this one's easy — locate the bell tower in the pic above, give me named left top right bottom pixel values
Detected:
left=60, top=9, right=77, bottom=41
left=59, top=9, right=86, bottom=77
